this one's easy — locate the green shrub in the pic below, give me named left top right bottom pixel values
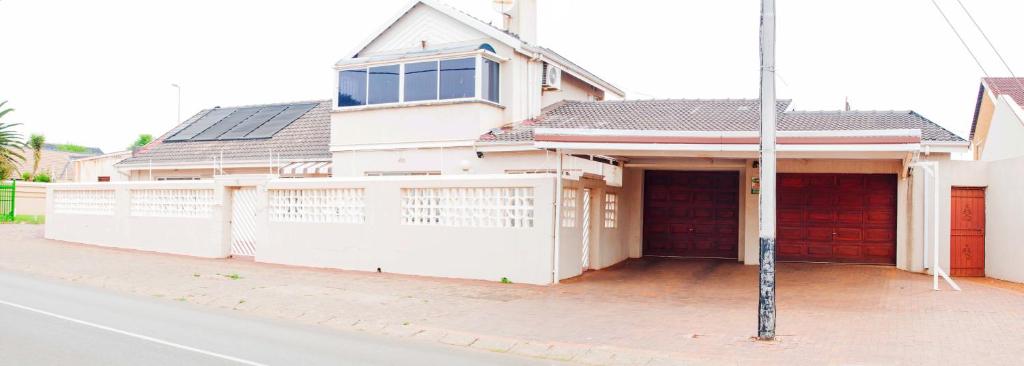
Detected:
left=21, top=172, right=31, bottom=181
left=55, top=143, right=88, bottom=153
left=32, top=172, right=51, bottom=182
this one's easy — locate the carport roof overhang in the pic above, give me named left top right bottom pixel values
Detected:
left=532, top=128, right=968, bottom=159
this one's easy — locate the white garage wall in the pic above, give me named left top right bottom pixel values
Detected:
left=984, top=156, right=1024, bottom=283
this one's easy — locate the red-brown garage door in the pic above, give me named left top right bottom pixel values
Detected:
left=643, top=171, right=739, bottom=258
left=777, top=173, right=897, bottom=264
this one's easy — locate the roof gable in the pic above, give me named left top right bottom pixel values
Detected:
left=342, top=0, right=625, bottom=98
left=349, top=0, right=521, bottom=59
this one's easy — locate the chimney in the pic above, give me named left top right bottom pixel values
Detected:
left=502, top=0, right=537, bottom=44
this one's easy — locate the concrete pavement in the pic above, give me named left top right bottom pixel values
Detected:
left=2, top=225, right=1024, bottom=365
left=0, top=270, right=559, bottom=366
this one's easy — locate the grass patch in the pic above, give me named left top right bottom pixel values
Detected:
left=0, top=215, right=45, bottom=225
left=218, top=273, right=242, bottom=280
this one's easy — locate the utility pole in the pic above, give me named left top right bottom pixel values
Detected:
left=757, top=0, right=778, bottom=341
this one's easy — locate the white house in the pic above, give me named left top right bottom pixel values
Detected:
left=52, top=0, right=1024, bottom=286
left=968, top=77, right=1024, bottom=161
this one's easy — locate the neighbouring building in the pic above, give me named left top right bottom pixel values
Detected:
left=16, top=143, right=103, bottom=182
left=968, top=77, right=1024, bottom=160
left=72, top=150, right=132, bottom=182
left=52, top=0, right=1024, bottom=286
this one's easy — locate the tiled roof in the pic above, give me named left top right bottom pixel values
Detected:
left=983, top=77, right=1024, bottom=108
left=480, top=99, right=965, bottom=143
left=783, top=111, right=964, bottom=142
left=119, top=100, right=331, bottom=166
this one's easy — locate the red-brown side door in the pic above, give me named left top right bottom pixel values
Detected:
left=950, top=187, right=985, bottom=277
left=643, top=170, right=739, bottom=259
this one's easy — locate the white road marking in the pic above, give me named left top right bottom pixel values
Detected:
left=0, top=299, right=268, bottom=366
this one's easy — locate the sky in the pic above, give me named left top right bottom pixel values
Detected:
left=1, top=0, right=1023, bottom=153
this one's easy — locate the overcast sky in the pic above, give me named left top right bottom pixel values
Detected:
left=1, top=0, right=1022, bottom=153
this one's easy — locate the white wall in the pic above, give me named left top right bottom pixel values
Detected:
left=260, top=175, right=557, bottom=285
left=74, top=151, right=131, bottom=182
left=331, top=101, right=506, bottom=147
left=331, top=148, right=609, bottom=178
left=979, top=95, right=1024, bottom=161
left=984, top=157, right=1024, bottom=283
left=44, top=175, right=561, bottom=285
left=44, top=181, right=228, bottom=258
left=13, top=182, right=47, bottom=216
left=556, top=178, right=629, bottom=281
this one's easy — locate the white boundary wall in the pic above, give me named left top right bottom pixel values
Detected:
left=45, top=181, right=228, bottom=258
left=260, top=175, right=556, bottom=284
left=45, top=175, right=559, bottom=285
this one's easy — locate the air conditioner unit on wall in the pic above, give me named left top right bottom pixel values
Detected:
left=542, top=62, right=562, bottom=90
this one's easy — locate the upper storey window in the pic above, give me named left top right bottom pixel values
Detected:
left=367, top=65, right=400, bottom=104
left=338, top=69, right=367, bottom=107
left=337, top=53, right=500, bottom=108
left=439, top=58, right=475, bottom=99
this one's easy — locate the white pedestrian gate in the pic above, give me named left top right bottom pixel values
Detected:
left=230, top=187, right=257, bottom=257
left=581, top=188, right=592, bottom=270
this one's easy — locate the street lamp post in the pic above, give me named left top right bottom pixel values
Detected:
left=171, top=83, right=181, bottom=123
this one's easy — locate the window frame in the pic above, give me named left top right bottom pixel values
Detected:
left=334, top=50, right=503, bottom=110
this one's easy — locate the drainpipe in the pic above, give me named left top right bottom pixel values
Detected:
left=552, top=149, right=563, bottom=284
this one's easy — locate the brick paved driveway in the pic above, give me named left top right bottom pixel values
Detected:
left=1, top=225, right=1022, bottom=365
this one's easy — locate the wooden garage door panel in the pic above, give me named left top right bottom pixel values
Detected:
left=807, top=209, right=835, bottom=223
left=776, top=173, right=897, bottom=264
left=644, top=171, right=739, bottom=258
left=778, top=208, right=803, bottom=223
left=778, top=227, right=805, bottom=240
left=837, top=210, right=864, bottom=225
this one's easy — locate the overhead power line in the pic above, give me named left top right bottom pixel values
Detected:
left=929, top=0, right=989, bottom=76
left=953, top=0, right=1024, bottom=93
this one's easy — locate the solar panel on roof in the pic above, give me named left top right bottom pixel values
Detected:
left=243, top=103, right=316, bottom=139
left=165, top=108, right=235, bottom=141
left=192, top=107, right=260, bottom=141
left=217, top=105, right=288, bottom=140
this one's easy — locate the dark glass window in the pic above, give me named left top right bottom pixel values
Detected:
left=367, top=65, right=400, bottom=105
left=404, top=61, right=438, bottom=102
left=439, top=58, right=475, bottom=100
left=338, top=69, right=367, bottom=107
left=482, top=59, right=499, bottom=103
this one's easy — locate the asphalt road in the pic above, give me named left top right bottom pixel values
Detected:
left=0, top=271, right=561, bottom=366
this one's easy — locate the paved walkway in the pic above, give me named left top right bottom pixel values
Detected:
left=2, top=225, right=1022, bottom=365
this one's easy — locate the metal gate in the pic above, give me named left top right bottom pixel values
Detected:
left=581, top=188, right=592, bottom=270
left=230, top=187, right=257, bottom=257
left=0, top=180, right=13, bottom=222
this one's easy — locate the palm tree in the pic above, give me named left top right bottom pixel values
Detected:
left=0, top=101, right=26, bottom=179
left=28, top=134, right=45, bottom=177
